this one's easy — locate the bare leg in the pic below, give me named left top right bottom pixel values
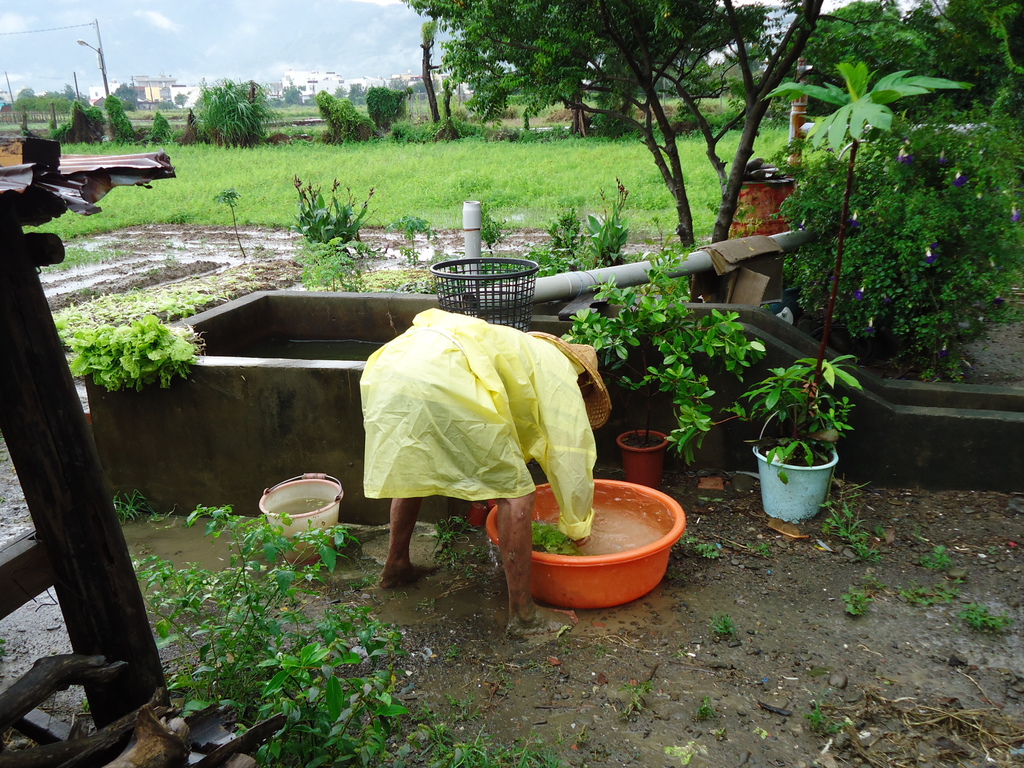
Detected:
left=380, top=497, right=438, bottom=587
left=495, top=493, right=577, bottom=636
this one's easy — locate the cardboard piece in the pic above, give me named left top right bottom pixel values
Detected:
left=690, top=234, right=786, bottom=305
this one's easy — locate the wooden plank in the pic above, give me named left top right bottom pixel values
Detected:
left=0, top=137, right=60, bottom=169
left=15, top=708, right=73, bottom=745
left=0, top=201, right=166, bottom=728
left=557, top=292, right=606, bottom=321
left=0, top=532, right=55, bottom=620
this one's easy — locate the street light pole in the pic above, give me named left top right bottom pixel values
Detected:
left=77, top=19, right=109, bottom=98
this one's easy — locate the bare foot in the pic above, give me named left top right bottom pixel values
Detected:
left=379, top=564, right=439, bottom=588
left=506, top=606, right=578, bottom=637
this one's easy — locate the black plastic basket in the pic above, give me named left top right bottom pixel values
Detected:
left=430, top=257, right=540, bottom=332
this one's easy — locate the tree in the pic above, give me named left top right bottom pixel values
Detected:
left=421, top=20, right=441, bottom=123
left=114, top=82, right=139, bottom=110
left=366, top=86, right=406, bottom=132
left=409, top=0, right=826, bottom=245
left=105, top=95, right=137, bottom=143
left=347, top=83, right=366, bottom=105
left=804, top=1, right=1006, bottom=112
left=174, top=93, right=188, bottom=108
left=282, top=85, right=304, bottom=106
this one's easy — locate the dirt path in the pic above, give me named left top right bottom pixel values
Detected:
left=1, top=226, right=1023, bottom=766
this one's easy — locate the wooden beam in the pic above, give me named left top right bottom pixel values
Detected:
left=0, top=532, right=55, bottom=621
left=0, top=201, right=166, bottom=727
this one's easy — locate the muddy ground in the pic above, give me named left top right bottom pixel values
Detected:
left=2, top=226, right=1024, bottom=767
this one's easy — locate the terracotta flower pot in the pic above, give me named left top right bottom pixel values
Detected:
left=616, top=430, right=669, bottom=488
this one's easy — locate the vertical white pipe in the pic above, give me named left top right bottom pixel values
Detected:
left=463, top=201, right=482, bottom=260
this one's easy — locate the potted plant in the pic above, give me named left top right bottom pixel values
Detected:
left=728, top=63, right=969, bottom=520
left=567, top=253, right=766, bottom=487
left=728, top=355, right=861, bottom=521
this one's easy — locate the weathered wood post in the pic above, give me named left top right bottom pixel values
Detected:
left=0, top=201, right=166, bottom=727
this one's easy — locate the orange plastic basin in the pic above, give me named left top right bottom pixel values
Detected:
left=485, top=480, right=686, bottom=609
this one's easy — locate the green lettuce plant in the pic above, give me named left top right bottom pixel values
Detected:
left=68, top=315, right=202, bottom=391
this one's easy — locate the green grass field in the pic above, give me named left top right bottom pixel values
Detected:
left=41, top=129, right=790, bottom=244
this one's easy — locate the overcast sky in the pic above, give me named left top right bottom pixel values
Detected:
left=1, top=0, right=428, bottom=99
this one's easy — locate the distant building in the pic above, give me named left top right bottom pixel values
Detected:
left=281, top=70, right=346, bottom=100
left=134, top=75, right=177, bottom=106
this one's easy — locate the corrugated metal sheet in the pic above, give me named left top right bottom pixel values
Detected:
left=0, top=150, right=175, bottom=225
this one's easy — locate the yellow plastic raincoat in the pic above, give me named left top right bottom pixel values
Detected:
left=361, top=309, right=595, bottom=540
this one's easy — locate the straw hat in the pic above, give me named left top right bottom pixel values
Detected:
left=529, top=332, right=611, bottom=429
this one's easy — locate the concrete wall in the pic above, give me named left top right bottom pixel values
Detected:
left=85, top=292, right=1024, bottom=525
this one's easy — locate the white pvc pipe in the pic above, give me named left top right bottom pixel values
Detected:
left=532, top=229, right=813, bottom=304
left=463, top=201, right=482, bottom=260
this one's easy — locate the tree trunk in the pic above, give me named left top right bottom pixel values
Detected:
left=421, top=42, right=440, bottom=123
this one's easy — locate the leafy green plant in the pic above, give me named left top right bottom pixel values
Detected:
left=730, top=355, right=862, bottom=469
left=316, top=91, right=374, bottom=143
left=531, top=521, right=580, bottom=555
left=150, top=111, right=172, bottom=143
left=619, top=679, right=653, bottom=719
left=920, top=545, right=953, bottom=570
left=388, top=215, right=436, bottom=243
left=586, top=179, right=630, bottom=268
left=138, top=505, right=406, bottom=766
left=805, top=700, right=843, bottom=734
left=292, top=177, right=375, bottom=245
left=959, top=603, right=1012, bottom=633
left=682, top=534, right=721, bottom=559
left=710, top=614, right=736, bottom=638
left=297, top=239, right=372, bottom=292
left=820, top=489, right=881, bottom=562
left=68, top=315, right=202, bottom=392
left=567, top=256, right=766, bottom=462
left=195, top=79, right=276, bottom=147
left=366, top=86, right=406, bottom=132
left=694, top=696, right=717, bottom=721
left=480, top=206, right=509, bottom=251
left=112, top=490, right=157, bottom=524
left=215, top=188, right=248, bottom=261
left=781, top=116, right=1024, bottom=380
left=767, top=63, right=972, bottom=381
left=105, top=94, right=136, bottom=143
left=842, top=586, right=873, bottom=616
left=899, top=582, right=959, bottom=606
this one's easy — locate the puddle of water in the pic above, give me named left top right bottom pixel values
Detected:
left=122, top=516, right=234, bottom=571
left=237, top=338, right=384, bottom=361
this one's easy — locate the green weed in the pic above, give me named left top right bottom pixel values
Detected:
left=694, top=696, right=717, bottom=721
left=842, top=587, right=873, bottom=616
left=899, top=582, right=959, bottom=606
left=215, top=188, right=248, bottom=260
left=136, top=505, right=406, bottom=766
left=750, top=542, right=772, bottom=557
left=619, top=679, right=654, bottom=719
left=959, top=603, right=1013, bottom=633
left=920, top=545, right=953, bottom=570
left=805, top=700, right=843, bottom=734
left=821, top=486, right=882, bottom=562
left=710, top=614, right=737, bottom=638
left=682, top=534, right=721, bottom=559
left=444, top=693, right=481, bottom=721
left=112, top=490, right=157, bottom=524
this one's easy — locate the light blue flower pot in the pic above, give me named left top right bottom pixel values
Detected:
left=754, top=446, right=838, bottom=522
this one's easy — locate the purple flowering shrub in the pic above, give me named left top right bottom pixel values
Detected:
left=780, top=115, right=1023, bottom=379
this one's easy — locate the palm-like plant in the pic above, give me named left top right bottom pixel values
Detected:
left=727, top=65, right=970, bottom=468
left=767, top=63, right=969, bottom=388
